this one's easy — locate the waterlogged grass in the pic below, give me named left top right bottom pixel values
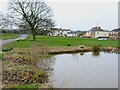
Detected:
left=2, top=33, right=20, bottom=40
left=3, top=36, right=119, bottom=48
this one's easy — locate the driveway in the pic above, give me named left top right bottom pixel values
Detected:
left=1, top=34, right=28, bottom=45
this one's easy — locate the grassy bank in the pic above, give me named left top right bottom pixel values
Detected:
left=2, top=46, right=53, bottom=88
left=3, top=36, right=119, bottom=48
left=2, top=33, right=20, bottom=40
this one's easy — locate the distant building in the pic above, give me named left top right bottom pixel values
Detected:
left=77, top=31, right=87, bottom=37
left=109, top=28, right=120, bottom=39
left=48, top=27, right=71, bottom=37
left=85, top=26, right=109, bottom=38
left=67, top=31, right=78, bottom=37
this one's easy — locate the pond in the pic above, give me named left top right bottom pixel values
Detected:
left=49, top=52, right=118, bottom=88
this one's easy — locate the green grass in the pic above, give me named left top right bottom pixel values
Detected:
left=3, top=36, right=119, bottom=48
left=8, top=83, right=50, bottom=89
left=10, top=84, right=40, bottom=88
left=1, top=33, right=20, bottom=40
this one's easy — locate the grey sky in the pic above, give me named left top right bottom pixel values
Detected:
left=47, top=1, right=118, bottom=31
left=0, top=0, right=118, bottom=31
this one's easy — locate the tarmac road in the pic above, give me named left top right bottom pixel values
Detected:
left=1, top=34, right=28, bottom=45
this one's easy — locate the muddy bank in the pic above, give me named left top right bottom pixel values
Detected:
left=47, top=46, right=120, bottom=54
left=10, top=46, right=120, bottom=55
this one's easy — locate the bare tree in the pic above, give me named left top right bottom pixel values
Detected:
left=9, top=0, right=54, bottom=40
left=0, top=12, right=9, bottom=31
left=0, top=11, right=19, bottom=34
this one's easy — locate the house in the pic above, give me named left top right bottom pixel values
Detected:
left=62, top=28, right=71, bottom=36
left=109, top=28, right=120, bottom=39
left=68, top=30, right=87, bottom=37
left=48, top=27, right=70, bottom=37
left=84, top=31, right=91, bottom=38
left=67, top=31, right=78, bottom=37
left=85, top=26, right=109, bottom=38
left=47, top=27, right=61, bottom=36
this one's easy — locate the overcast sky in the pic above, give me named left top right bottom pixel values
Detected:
left=0, top=0, right=119, bottom=31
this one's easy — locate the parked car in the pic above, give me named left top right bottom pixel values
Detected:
left=98, top=38, right=108, bottom=40
left=83, top=36, right=91, bottom=38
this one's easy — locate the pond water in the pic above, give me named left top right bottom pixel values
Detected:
left=49, top=52, right=118, bottom=88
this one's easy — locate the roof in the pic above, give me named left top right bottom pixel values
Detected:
left=68, top=31, right=77, bottom=34
left=62, top=28, right=70, bottom=31
left=112, top=28, right=120, bottom=32
left=50, top=27, right=70, bottom=31
left=50, top=27, right=62, bottom=31
left=90, top=26, right=104, bottom=31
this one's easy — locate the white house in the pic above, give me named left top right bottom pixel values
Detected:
left=62, top=28, right=71, bottom=36
left=85, top=26, right=109, bottom=38
left=109, top=28, right=120, bottom=39
left=93, top=31, right=109, bottom=38
left=85, top=31, right=91, bottom=37
left=67, top=31, right=78, bottom=37
left=48, top=27, right=71, bottom=37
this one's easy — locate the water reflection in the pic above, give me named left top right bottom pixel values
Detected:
left=92, top=51, right=100, bottom=56
left=80, top=52, right=84, bottom=55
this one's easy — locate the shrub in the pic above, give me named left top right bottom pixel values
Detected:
left=99, top=45, right=101, bottom=47
left=2, top=47, right=13, bottom=52
left=79, top=45, right=85, bottom=49
left=92, top=45, right=100, bottom=52
left=117, top=46, right=120, bottom=49
left=17, top=40, right=20, bottom=41
left=67, top=43, right=71, bottom=46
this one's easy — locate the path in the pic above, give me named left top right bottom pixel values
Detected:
left=2, top=34, right=28, bottom=45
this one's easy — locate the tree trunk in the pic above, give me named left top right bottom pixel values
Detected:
left=32, top=29, right=36, bottom=41
left=33, top=34, right=36, bottom=41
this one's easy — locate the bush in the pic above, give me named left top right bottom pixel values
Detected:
left=79, top=45, right=85, bottom=49
left=117, top=46, right=120, bottom=49
left=92, top=45, right=100, bottom=52
left=67, top=43, right=71, bottom=46
left=2, top=47, right=13, bottom=52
